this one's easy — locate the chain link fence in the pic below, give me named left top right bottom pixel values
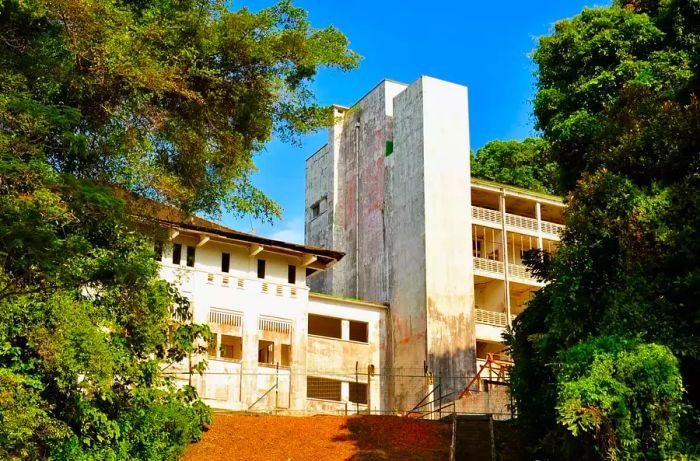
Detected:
left=166, top=365, right=513, bottom=419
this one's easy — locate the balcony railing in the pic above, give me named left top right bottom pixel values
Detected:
left=504, top=213, right=538, bottom=232
left=475, top=309, right=508, bottom=327
left=541, top=220, right=565, bottom=235
left=473, top=257, right=505, bottom=275
left=508, top=263, right=537, bottom=282
left=472, top=206, right=500, bottom=224
left=471, top=205, right=564, bottom=237
left=474, top=257, right=541, bottom=284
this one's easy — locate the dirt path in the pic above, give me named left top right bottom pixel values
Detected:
left=182, top=414, right=451, bottom=461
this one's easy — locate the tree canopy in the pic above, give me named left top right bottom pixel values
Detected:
left=471, top=137, right=558, bottom=194
left=508, top=1, right=700, bottom=459
left=0, top=0, right=358, bottom=458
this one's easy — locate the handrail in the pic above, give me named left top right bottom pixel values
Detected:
left=410, top=383, right=441, bottom=413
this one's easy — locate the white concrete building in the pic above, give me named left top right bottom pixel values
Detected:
left=305, top=76, right=565, bottom=410
left=153, top=210, right=388, bottom=413
left=153, top=75, right=564, bottom=415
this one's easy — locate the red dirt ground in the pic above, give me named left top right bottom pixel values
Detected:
left=182, top=414, right=451, bottom=461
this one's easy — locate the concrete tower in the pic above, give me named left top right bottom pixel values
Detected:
left=305, top=76, right=476, bottom=408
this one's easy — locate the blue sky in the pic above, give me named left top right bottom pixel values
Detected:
left=222, top=0, right=605, bottom=242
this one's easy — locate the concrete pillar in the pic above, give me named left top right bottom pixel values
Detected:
left=341, top=381, right=350, bottom=402
left=535, top=202, right=544, bottom=249
left=500, top=193, right=512, bottom=327
left=240, top=309, right=259, bottom=408
left=289, top=320, right=307, bottom=411
left=341, top=319, right=350, bottom=341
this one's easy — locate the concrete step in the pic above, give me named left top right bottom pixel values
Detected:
left=453, top=416, right=494, bottom=461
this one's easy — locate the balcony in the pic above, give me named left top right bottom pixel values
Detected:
left=473, top=257, right=543, bottom=286
left=471, top=206, right=501, bottom=226
left=471, top=206, right=564, bottom=239
left=474, top=257, right=505, bottom=277
left=475, top=309, right=511, bottom=327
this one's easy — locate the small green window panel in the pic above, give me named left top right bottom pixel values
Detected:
left=385, top=140, right=393, bottom=156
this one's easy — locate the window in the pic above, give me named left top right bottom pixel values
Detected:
left=221, top=252, right=230, bottom=273
left=186, top=246, right=195, bottom=267
left=258, top=340, right=274, bottom=364
left=349, top=382, right=368, bottom=405
left=154, top=241, right=163, bottom=261
left=172, top=243, right=182, bottom=265
left=288, top=265, right=296, bottom=284
left=349, top=320, right=369, bottom=343
left=208, top=334, right=242, bottom=360
left=308, top=314, right=342, bottom=339
left=281, top=344, right=291, bottom=367
left=310, top=202, right=320, bottom=219
left=257, top=259, right=266, bottom=279
left=220, top=335, right=242, bottom=360
left=307, top=376, right=341, bottom=401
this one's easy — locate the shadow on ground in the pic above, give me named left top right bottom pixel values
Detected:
left=333, top=415, right=451, bottom=461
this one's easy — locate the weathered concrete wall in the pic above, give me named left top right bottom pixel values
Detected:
left=305, top=81, right=407, bottom=304
left=421, top=77, right=476, bottom=393
left=386, top=79, right=429, bottom=411
left=307, top=294, right=388, bottom=412
left=387, top=77, right=476, bottom=408
left=305, top=143, right=334, bottom=294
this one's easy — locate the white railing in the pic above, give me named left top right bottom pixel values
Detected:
left=474, top=257, right=504, bottom=275
left=209, top=308, right=242, bottom=326
left=471, top=206, right=500, bottom=224
left=505, top=213, right=539, bottom=232
left=541, top=221, right=565, bottom=236
left=259, top=317, right=291, bottom=335
left=475, top=309, right=507, bottom=327
left=472, top=205, right=564, bottom=237
left=508, top=263, right=536, bottom=282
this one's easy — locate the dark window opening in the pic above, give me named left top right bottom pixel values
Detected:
left=220, top=335, right=242, bottom=360
left=172, top=243, right=182, bottom=265
left=257, top=259, right=266, bottom=279
left=349, top=382, right=368, bottom=404
left=288, top=265, right=296, bottom=284
left=221, top=252, right=230, bottom=273
left=307, top=376, right=342, bottom=401
left=258, top=340, right=274, bottom=364
left=154, top=241, right=163, bottom=261
left=308, top=314, right=342, bottom=339
left=186, top=245, right=195, bottom=267
left=349, top=320, right=369, bottom=343
left=310, top=202, right=320, bottom=219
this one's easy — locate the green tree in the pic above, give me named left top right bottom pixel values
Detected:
left=0, top=0, right=358, bottom=458
left=508, top=1, right=700, bottom=458
left=471, top=137, right=558, bottom=194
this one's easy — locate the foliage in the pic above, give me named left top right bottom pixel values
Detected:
left=508, top=0, right=700, bottom=459
left=0, top=0, right=357, bottom=459
left=471, top=137, right=558, bottom=194
left=557, top=337, right=683, bottom=461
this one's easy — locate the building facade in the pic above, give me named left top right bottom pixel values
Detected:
left=305, top=76, right=565, bottom=409
left=155, top=215, right=389, bottom=413
left=156, top=75, right=564, bottom=415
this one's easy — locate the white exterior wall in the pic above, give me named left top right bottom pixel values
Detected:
left=159, top=235, right=386, bottom=412
left=307, top=294, right=387, bottom=413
